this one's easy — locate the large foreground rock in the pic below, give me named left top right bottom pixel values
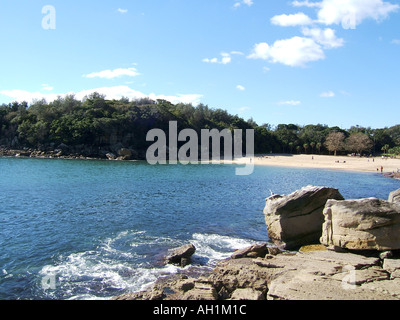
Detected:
left=264, top=185, right=344, bottom=250
left=321, top=198, right=400, bottom=251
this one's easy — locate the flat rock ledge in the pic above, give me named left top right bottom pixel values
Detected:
left=114, top=245, right=400, bottom=300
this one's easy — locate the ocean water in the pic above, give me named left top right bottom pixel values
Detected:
left=0, top=157, right=399, bottom=300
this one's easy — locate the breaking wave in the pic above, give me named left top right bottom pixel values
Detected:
left=38, top=230, right=258, bottom=300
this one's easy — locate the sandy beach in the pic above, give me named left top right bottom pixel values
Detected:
left=250, top=154, right=400, bottom=175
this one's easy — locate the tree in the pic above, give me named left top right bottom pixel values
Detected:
left=346, top=133, right=374, bottom=156
left=324, top=131, right=345, bottom=156
left=388, top=146, right=400, bottom=156
left=371, top=128, right=393, bottom=154
left=382, top=144, right=390, bottom=154
left=316, top=142, right=322, bottom=154
left=310, top=142, right=316, bottom=154
left=303, top=143, right=309, bottom=154
left=274, top=124, right=299, bottom=153
left=288, top=142, right=294, bottom=154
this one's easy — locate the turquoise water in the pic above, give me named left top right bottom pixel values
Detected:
left=0, top=157, right=399, bottom=300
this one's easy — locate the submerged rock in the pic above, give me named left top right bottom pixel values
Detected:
left=264, top=185, right=344, bottom=250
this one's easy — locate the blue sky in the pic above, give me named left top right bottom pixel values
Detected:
left=0, top=0, right=399, bottom=129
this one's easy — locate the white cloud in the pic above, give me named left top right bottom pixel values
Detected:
left=320, top=91, right=335, bottom=97
left=247, top=43, right=270, bottom=60
left=238, top=106, right=250, bottom=111
left=234, top=0, right=254, bottom=8
left=0, top=89, right=60, bottom=103
left=0, top=86, right=203, bottom=106
left=278, top=100, right=302, bottom=106
left=230, top=51, right=244, bottom=56
left=292, top=0, right=322, bottom=8
left=117, top=8, right=128, bottom=14
left=202, top=57, right=219, bottom=64
left=203, top=53, right=231, bottom=65
left=316, top=0, right=399, bottom=27
left=83, top=67, right=140, bottom=79
left=220, top=53, right=232, bottom=65
left=248, top=36, right=325, bottom=67
left=236, top=85, right=246, bottom=91
left=271, top=12, right=313, bottom=27
left=301, top=27, right=344, bottom=48
left=41, top=84, right=54, bottom=91
left=202, top=51, right=242, bottom=65
left=253, top=0, right=398, bottom=70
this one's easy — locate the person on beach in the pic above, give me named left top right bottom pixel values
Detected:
left=381, top=166, right=384, bottom=173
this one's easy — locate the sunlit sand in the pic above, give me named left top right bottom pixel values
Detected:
left=241, top=154, right=400, bottom=174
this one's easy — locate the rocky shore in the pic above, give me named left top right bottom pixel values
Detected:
left=0, top=146, right=144, bottom=161
left=115, top=186, right=400, bottom=301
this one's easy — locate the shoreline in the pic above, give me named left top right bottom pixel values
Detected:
left=2, top=148, right=400, bottom=178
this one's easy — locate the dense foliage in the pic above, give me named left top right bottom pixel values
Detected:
left=1, top=93, right=399, bottom=158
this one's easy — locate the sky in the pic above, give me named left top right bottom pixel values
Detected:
left=0, top=0, right=399, bottom=129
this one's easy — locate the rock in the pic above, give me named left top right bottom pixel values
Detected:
left=264, top=185, right=344, bottom=250
left=267, top=269, right=394, bottom=300
left=389, top=189, right=400, bottom=203
left=114, top=249, right=400, bottom=301
left=331, top=267, right=389, bottom=285
left=106, top=153, right=116, bottom=160
left=299, top=244, right=328, bottom=253
left=380, top=251, right=393, bottom=260
left=182, top=282, right=218, bottom=300
left=320, top=198, right=400, bottom=251
left=231, top=243, right=269, bottom=259
left=230, top=288, right=265, bottom=300
left=210, top=258, right=270, bottom=297
left=166, top=244, right=196, bottom=266
left=117, top=148, right=132, bottom=160
left=360, top=278, right=400, bottom=298
left=265, top=251, right=392, bottom=300
left=267, top=246, right=283, bottom=256
left=383, top=259, right=400, bottom=273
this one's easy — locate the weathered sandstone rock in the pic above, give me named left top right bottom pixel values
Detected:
left=230, top=243, right=269, bottom=259
left=114, top=244, right=400, bottom=301
left=320, top=198, right=400, bottom=251
left=389, top=189, right=400, bottom=203
left=264, top=185, right=344, bottom=250
left=230, top=288, right=265, bottom=300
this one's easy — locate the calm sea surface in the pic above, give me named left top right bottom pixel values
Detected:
left=0, top=157, right=399, bottom=300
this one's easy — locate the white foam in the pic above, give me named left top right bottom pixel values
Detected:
left=38, top=230, right=258, bottom=299
left=191, top=233, right=257, bottom=265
